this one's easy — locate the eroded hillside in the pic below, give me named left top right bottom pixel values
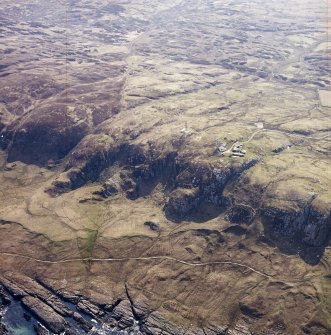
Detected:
left=0, top=0, right=330, bottom=334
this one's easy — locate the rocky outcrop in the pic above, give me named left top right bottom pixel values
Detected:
left=261, top=200, right=331, bottom=247
left=226, top=204, right=255, bottom=225
left=260, top=196, right=331, bottom=264
left=0, top=324, right=8, bottom=335
left=301, top=321, right=331, bottom=335
left=223, top=225, right=248, bottom=236
left=239, top=297, right=265, bottom=319
left=93, top=181, right=119, bottom=198
left=49, top=139, right=178, bottom=196
left=228, top=322, right=253, bottom=335
left=33, top=323, right=49, bottom=335
left=141, top=312, right=190, bottom=335
left=110, top=299, right=135, bottom=329
left=1, top=267, right=329, bottom=335
left=77, top=299, right=104, bottom=318
left=21, top=296, right=67, bottom=334
left=164, top=159, right=258, bottom=220
left=1, top=274, right=72, bottom=317
left=46, top=129, right=260, bottom=223
left=165, top=187, right=200, bottom=218
left=144, top=221, right=160, bottom=232
left=1, top=0, right=331, bottom=333
left=0, top=104, right=89, bottom=165
left=0, top=275, right=94, bottom=334
left=0, top=286, right=10, bottom=335
left=0, top=286, right=10, bottom=308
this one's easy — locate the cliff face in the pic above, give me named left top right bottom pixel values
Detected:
left=48, top=138, right=330, bottom=253
left=262, top=201, right=331, bottom=247
left=0, top=0, right=331, bottom=334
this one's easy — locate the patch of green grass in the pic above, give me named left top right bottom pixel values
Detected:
left=85, top=230, right=98, bottom=258
left=77, top=230, right=98, bottom=260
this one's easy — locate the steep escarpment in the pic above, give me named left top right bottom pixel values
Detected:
left=1, top=104, right=89, bottom=165
left=220, top=150, right=331, bottom=260
left=261, top=197, right=331, bottom=264
left=49, top=132, right=259, bottom=220
left=46, top=132, right=330, bottom=258
left=0, top=0, right=330, bottom=334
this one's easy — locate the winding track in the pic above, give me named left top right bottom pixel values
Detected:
left=0, top=252, right=272, bottom=278
left=0, top=251, right=317, bottom=284
left=223, top=129, right=266, bottom=155
left=225, top=127, right=331, bottom=155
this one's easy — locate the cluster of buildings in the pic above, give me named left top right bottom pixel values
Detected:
left=215, top=142, right=246, bottom=158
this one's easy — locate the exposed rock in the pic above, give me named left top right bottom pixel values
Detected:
left=121, top=176, right=139, bottom=200
left=129, top=130, right=141, bottom=140
left=44, top=295, right=73, bottom=317
left=202, top=324, right=228, bottom=335
left=0, top=286, right=11, bottom=306
left=64, top=330, right=79, bottom=335
left=3, top=163, right=16, bottom=171
left=239, top=298, right=265, bottom=319
left=272, top=144, right=292, bottom=154
left=141, top=312, right=186, bottom=335
left=0, top=279, right=27, bottom=298
left=48, top=134, right=118, bottom=194
left=164, top=187, right=200, bottom=219
left=73, top=312, right=93, bottom=332
left=0, top=0, right=330, bottom=334
left=223, top=225, right=248, bottom=236
left=21, top=296, right=67, bottom=334
left=1, top=105, right=89, bottom=166
left=77, top=299, right=104, bottom=317
left=262, top=199, right=331, bottom=247
left=0, top=324, right=8, bottom=335
left=144, top=221, right=160, bottom=232
left=111, top=299, right=135, bottom=329
left=301, top=321, right=331, bottom=335
left=33, top=323, right=49, bottom=335
left=1, top=274, right=72, bottom=318
left=226, top=204, right=255, bottom=225
left=93, top=181, right=118, bottom=198
left=227, top=321, right=253, bottom=335
left=257, top=70, right=268, bottom=79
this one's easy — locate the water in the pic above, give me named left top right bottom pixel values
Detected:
left=2, top=297, right=35, bottom=335
left=5, top=326, right=35, bottom=335
left=2, top=295, right=137, bottom=335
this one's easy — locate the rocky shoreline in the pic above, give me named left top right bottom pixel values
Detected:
left=0, top=0, right=330, bottom=334
left=0, top=279, right=265, bottom=335
left=0, top=281, right=133, bottom=335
